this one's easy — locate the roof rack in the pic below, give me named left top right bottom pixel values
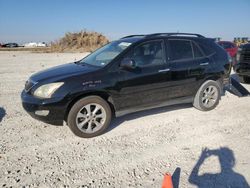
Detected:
left=121, top=33, right=205, bottom=39
left=145, top=33, right=205, bottom=38
left=121, top=35, right=145, bottom=39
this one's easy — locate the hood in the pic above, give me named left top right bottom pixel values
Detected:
left=30, top=62, right=99, bottom=82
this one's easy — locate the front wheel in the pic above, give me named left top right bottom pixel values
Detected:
left=193, top=80, right=221, bottom=111
left=67, top=96, right=112, bottom=138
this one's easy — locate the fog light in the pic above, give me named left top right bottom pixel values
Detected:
left=35, top=110, right=49, bottom=116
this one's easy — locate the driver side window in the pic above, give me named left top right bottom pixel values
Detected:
left=130, top=40, right=165, bottom=67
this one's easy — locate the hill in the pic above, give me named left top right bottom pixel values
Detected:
left=51, top=31, right=109, bottom=52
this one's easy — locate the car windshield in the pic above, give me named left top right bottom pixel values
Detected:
left=79, top=40, right=133, bottom=67
left=219, top=42, right=233, bottom=49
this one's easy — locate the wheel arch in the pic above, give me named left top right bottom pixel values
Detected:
left=197, top=75, right=224, bottom=94
left=64, top=91, right=116, bottom=121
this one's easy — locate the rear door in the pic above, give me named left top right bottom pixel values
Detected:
left=166, top=38, right=209, bottom=98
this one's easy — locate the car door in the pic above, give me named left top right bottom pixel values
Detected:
left=113, top=39, right=172, bottom=111
left=166, top=38, right=209, bottom=99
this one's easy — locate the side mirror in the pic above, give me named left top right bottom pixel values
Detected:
left=120, top=58, right=136, bottom=70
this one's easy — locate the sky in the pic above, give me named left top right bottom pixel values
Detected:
left=0, top=0, right=250, bottom=44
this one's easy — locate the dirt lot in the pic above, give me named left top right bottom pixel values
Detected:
left=0, top=51, right=250, bottom=187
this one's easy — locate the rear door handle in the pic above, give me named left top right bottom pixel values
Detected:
left=200, top=62, right=209, bottom=66
left=158, top=68, right=170, bottom=72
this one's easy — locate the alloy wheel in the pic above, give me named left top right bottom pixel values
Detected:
left=201, top=86, right=219, bottom=108
left=76, top=103, right=107, bottom=134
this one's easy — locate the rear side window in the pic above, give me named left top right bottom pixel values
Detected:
left=197, top=40, right=216, bottom=56
left=168, top=40, right=193, bottom=61
left=192, top=42, right=204, bottom=58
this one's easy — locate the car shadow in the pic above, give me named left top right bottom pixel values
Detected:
left=106, top=103, right=192, bottom=133
left=0, top=107, right=6, bottom=123
left=188, top=147, right=249, bottom=188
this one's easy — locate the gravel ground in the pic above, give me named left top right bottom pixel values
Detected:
left=0, top=51, right=250, bottom=188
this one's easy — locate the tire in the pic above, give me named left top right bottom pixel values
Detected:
left=239, top=75, right=250, bottom=84
left=67, top=96, right=112, bottom=138
left=193, top=80, right=221, bottom=111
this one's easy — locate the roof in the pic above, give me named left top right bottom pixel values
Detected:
left=218, top=41, right=234, bottom=44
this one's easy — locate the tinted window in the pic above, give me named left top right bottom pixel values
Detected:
left=192, top=42, right=204, bottom=58
left=169, top=40, right=193, bottom=61
left=131, top=40, right=164, bottom=67
left=198, top=40, right=216, bottom=56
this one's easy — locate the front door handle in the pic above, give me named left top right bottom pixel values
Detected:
left=200, top=62, right=209, bottom=66
left=158, top=68, right=170, bottom=72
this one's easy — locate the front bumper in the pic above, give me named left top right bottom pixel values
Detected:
left=21, top=91, right=68, bottom=125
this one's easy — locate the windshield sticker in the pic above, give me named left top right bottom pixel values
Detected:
left=118, top=42, right=132, bottom=47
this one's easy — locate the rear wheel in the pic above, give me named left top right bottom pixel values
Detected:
left=193, top=80, right=221, bottom=111
left=67, top=96, right=112, bottom=138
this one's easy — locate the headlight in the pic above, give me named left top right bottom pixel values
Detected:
left=236, top=53, right=240, bottom=62
left=236, top=48, right=242, bottom=62
left=33, top=82, right=64, bottom=98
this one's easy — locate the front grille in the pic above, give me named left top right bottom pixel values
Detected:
left=242, top=50, right=250, bottom=62
left=25, top=79, right=37, bottom=92
left=243, top=54, right=250, bottom=61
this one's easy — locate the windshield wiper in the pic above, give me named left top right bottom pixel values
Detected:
left=74, top=61, right=86, bottom=65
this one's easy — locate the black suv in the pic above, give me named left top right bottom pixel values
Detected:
left=21, top=33, right=231, bottom=138
left=235, top=43, right=250, bottom=83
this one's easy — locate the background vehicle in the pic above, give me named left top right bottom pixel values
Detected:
left=24, top=42, right=47, bottom=47
left=21, top=33, right=231, bottom=138
left=218, top=41, right=238, bottom=58
left=2, top=43, right=18, bottom=48
left=235, top=43, right=250, bottom=83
